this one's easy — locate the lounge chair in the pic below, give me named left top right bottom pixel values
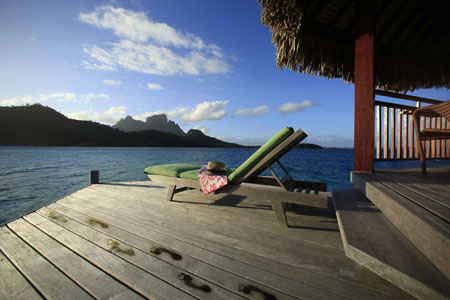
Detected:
left=145, top=127, right=330, bottom=227
left=413, top=100, right=450, bottom=174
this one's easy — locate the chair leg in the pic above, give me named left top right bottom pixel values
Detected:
left=413, top=112, right=426, bottom=175
left=416, top=139, right=426, bottom=175
left=167, top=185, right=176, bottom=201
left=270, top=199, right=288, bottom=227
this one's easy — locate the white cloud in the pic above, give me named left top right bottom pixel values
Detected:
left=80, top=93, right=110, bottom=103
left=133, top=107, right=189, bottom=122
left=182, top=100, right=228, bottom=122
left=103, top=79, right=122, bottom=85
left=278, top=100, right=318, bottom=114
left=234, top=105, right=269, bottom=117
left=79, top=6, right=208, bottom=48
left=133, top=100, right=228, bottom=123
left=193, top=125, right=209, bottom=134
left=79, top=6, right=229, bottom=76
left=68, top=106, right=127, bottom=125
left=82, top=40, right=229, bottom=76
left=38, top=93, right=77, bottom=102
left=147, top=83, right=163, bottom=90
left=0, top=93, right=109, bottom=106
left=0, top=97, right=25, bottom=106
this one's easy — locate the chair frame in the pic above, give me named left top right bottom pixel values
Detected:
left=413, top=101, right=450, bottom=174
left=148, top=129, right=330, bottom=227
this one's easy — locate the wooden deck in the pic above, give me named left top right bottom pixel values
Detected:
left=0, top=180, right=415, bottom=300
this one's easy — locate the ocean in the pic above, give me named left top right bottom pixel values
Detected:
left=0, top=146, right=447, bottom=225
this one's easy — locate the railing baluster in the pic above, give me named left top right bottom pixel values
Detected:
left=436, top=117, right=441, bottom=158
left=376, top=105, right=381, bottom=159
left=426, top=117, right=431, bottom=158
left=373, top=95, right=447, bottom=161
left=390, top=108, right=395, bottom=158
left=396, top=109, right=402, bottom=159
left=403, top=113, right=408, bottom=159
left=442, top=118, right=447, bottom=157
left=384, top=106, right=389, bottom=159
left=447, top=120, right=450, bottom=157
left=431, top=117, right=437, bottom=158
left=419, top=116, right=425, bottom=159
left=409, top=114, right=414, bottom=158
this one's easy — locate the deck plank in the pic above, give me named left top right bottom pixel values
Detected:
left=57, top=183, right=413, bottom=299
left=68, top=188, right=373, bottom=271
left=87, top=185, right=342, bottom=255
left=380, top=173, right=450, bottom=208
left=79, top=186, right=352, bottom=267
left=0, top=250, right=43, bottom=300
left=7, top=218, right=144, bottom=300
left=0, top=226, right=93, bottom=300
left=45, top=202, right=306, bottom=300
left=22, top=212, right=195, bottom=300
left=35, top=206, right=249, bottom=300
left=90, top=182, right=343, bottom=247
left=370, top=172, right=450, bottom=222
left=333, top=188, right=450, bottom=300
left=48, top=201, right=405, bottom=300
left=53, top=195, right=349, bottom=300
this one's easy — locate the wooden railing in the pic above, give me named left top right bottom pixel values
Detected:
left=374, top=90, right=450, bottom=160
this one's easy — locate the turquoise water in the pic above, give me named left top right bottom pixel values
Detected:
left=0, top=146, right=447, bottom=225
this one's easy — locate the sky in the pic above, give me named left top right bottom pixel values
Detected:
left=1, top=0, right=449, bottom=147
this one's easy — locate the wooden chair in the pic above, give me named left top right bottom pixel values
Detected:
left=147, top=129, right=330, bottom=227
left=413, top=100, right=450, bottom=174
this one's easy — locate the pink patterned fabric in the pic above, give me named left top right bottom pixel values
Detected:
left=198, top=165, right=228, bottom=195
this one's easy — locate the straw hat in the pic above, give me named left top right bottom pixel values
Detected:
left=201, top=161, right=227, bottom=175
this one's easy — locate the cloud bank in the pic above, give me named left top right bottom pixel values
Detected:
left=103, top=79, right=122, bottom=85
left=0, top=93, right=109, bottom=106
left=147, top=83, right=163, bottom=90
left=278, top=100, right=318, bottom=114
left=68, top=106, right=127, bottom=125
left=133, top=100, right=229, bottom=123
left=79, top=6, right=229, bottom=76
left=234, top=105, right=269, bottom=117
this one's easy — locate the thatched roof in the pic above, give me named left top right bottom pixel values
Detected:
left=259, top=0, right=450, bottom=92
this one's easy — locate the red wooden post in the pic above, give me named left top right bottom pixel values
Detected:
left=354, top=1, right=375, bottom=172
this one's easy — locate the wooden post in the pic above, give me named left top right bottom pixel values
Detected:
left=354, top=1, right=375, bottom=172
left=89, top=170, right=99, bottom=185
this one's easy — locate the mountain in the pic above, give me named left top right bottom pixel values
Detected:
left=145, top=114, right=185, bottom=136
left=112, top=116, right=149, bottom=132
left=0, top=104, right=241, bottom=147
left=113, top=114, right=185, bottom=136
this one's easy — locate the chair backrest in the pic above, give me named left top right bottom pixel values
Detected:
left=431, top=100, right=450, bottom=120
left=240, top=129, right=307, bottom=183
left=227, top=127, right=309, bottom=184
left=227, top=127, right=294, bottom=183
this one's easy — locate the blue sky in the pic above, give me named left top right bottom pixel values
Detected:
left=1, top=0, right=449, bottom=147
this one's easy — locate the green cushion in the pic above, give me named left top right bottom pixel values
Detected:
left=144, top=164, right=201, bottom=177
left=228, top=126, right=293, bottom=183
left=179, top=168, right=236, bottom=180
